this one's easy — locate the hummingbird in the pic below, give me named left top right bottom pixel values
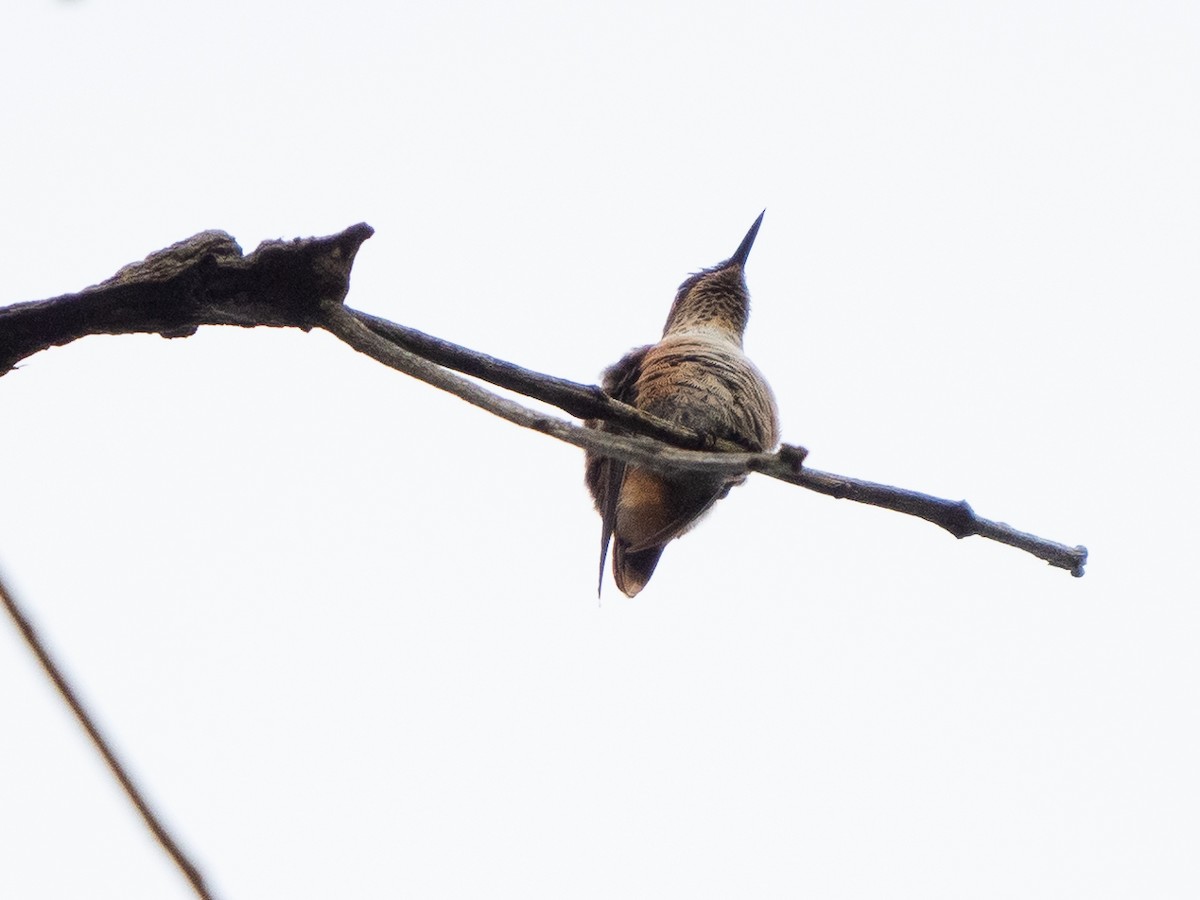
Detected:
left=585, top=212, right=779, bottom=597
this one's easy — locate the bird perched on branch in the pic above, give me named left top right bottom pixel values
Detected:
left=585, top=212, right=779, bottom=596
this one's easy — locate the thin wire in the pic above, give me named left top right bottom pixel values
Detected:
left=0, top=569, right=216, bottom=900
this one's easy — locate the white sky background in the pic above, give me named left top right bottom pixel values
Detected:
left=1, top=0, right=1197, bottom=897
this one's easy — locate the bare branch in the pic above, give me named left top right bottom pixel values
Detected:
left=0, top=224, right=374, bottom=375
left=322, top=305, right=1087, bottom=577
left=0, top=571, right=217, bottom=900
left=742, top=459, right=1088, bottom=576
left=0, top=222, right=1087, bottom=578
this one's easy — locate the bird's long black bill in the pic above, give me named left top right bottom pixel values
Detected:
left=729, top=210, right=766, bottom=267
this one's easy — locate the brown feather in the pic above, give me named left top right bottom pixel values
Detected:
left=583, top=215, right=778, bottom=597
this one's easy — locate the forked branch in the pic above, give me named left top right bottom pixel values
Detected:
left=0, top=223, right=1087, bottom=576
left=324, top=305, right=1086, bottom=576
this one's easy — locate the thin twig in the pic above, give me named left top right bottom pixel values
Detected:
left=322, top=303, right=1088, bottom=576
left=0, top=571, right=216, bottom=900
left=322, top=304, right=743, bottom=473
left=353, top=309, right=735, bottom=451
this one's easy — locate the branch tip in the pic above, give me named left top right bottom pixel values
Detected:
left=1071, top=546, right=1089, bottom=578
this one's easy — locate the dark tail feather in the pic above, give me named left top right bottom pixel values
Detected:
left=613, top=542, right=666, bottom=598
left=596, top=459, right=625, bottom=597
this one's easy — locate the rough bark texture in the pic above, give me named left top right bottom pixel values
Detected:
left=0, top=223, right=374, bottom=375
